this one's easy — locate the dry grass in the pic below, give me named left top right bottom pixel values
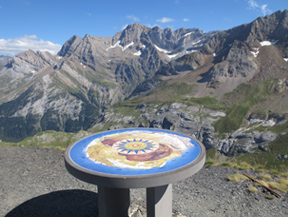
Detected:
left=235, top=162, right=254, bottom=171
left=268, top=182, right=288, bottom=192
left=217, top=161, right=254, bottom=171
left=279, top=172, right=288, bottom=178
left=279, top=178, right=288, bottom=186
left=249, top=186, right=258, bottom=193
left=205, top=159, right=215, bottom=168
left=257, top=180, right=269, bottom=188
left=259, top=173, right=272, bottom=180
left=227, top=173, right=248, bottom=182
left=265, top=195, right=275, bottom=200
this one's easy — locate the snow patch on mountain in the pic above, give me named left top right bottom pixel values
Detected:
left=123, top=42, right=134, bottom=51
left=186, top=49, right=199, bottom=55
left=134, top=51, right=141, bottom=56
left=106, top=41, right=122, bottom=51
left=154, top=45, right=169, bottom=54
left=184, top=32, right=193, bottom=37
left=80, top=62, right=86, bottom=68
left=251, top=40, right=278, bottom=58
left=251, top=48, right=260, bottom=57
left=260, top=40, right=278, bottom=46
left=167, top=53, right=179, bottom=59
left=106, top=41, right=134, bottom=52
left=154, top=45, right=180, bottom=59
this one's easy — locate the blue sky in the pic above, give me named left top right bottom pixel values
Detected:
left=0, top=0, right=287, bottom=56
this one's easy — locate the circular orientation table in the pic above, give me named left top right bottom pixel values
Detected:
left=65, top=128, right=206, bottom=217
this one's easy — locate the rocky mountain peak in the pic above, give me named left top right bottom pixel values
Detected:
left=163, top=27, right=173, bottom=38
left=108, top=23, right=212, bottom=58
left=125, top=23, right=148, bottom=32
left=3, top=49, right=56, bottom=78
left=57, top=35, right=83, bottom=57
left=112, top=23, right=149, bottom=47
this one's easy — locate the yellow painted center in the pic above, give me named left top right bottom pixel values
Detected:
left=124, top=142, right=147, bottom=150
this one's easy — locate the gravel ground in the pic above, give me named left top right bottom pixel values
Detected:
left=0, top=146, right=287, bottom=217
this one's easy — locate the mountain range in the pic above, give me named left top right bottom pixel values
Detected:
left=0, top=22, right=216, bottom=141
left=0, top=9, right=288, bottom=165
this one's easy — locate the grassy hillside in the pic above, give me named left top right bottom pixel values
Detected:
left=0, top=130, right=90, bottom=150
left=213, top=80, right=272, bottom=134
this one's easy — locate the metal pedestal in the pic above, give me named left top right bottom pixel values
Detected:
left=98, top=184, right=172, bottom=217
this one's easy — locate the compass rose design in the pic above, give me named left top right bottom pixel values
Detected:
left=112, top=139, right=159, bottom=155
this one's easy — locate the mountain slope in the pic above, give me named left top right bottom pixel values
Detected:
left=0, top=24, right=213, bottom=142
left=91, top=10, right=288, bottom=159
left=133, top=10, right=288, bottom=99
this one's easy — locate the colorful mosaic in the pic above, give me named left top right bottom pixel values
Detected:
left=112, top=139, right=159, bottom=155
left=69, top=129, right=202, bottom=175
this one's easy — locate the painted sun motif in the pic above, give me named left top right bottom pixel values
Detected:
left=112, top=139, right=159, bottom=155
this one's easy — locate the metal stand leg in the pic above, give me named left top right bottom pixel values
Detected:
left=98, top=186, right=130, bottom=217
left=147, top=184, right=172, bottom=217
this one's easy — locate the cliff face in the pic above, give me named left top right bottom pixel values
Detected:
left=201, top=10, right=288, bottom=95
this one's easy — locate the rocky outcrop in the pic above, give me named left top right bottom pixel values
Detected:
left=3, top=50, right=56, bottom=77
left=155, top=52, right=206, bottom=76
left=202, top=10, right=288, bottom=55
left=202, top=10, right=288, bottom=91
left=0, top=50, right=57, bottom=104
left=92, top=102, right=286, bottom=156
left=57, top=35, right=83, bottom=57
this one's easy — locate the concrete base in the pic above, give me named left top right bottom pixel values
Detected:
left=147, top=184, right=172, bottom=217
left=98, top=186, right=130, bottom=217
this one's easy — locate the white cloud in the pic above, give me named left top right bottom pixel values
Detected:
left=127, top=15, right=140, bottom=22
left=247, top=0, right=271, bottom=15
left=260, top=4, right=270, bottom=15
left=183, top=18, right=190, bottom=22
left=0, top=35, right=62, bottom=56
left=156, top=17, right=174, bottom=23
left=248, top=0, right=258, bottom=8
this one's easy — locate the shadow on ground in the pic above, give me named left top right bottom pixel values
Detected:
left=5, top=189, right=99, bottom=217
